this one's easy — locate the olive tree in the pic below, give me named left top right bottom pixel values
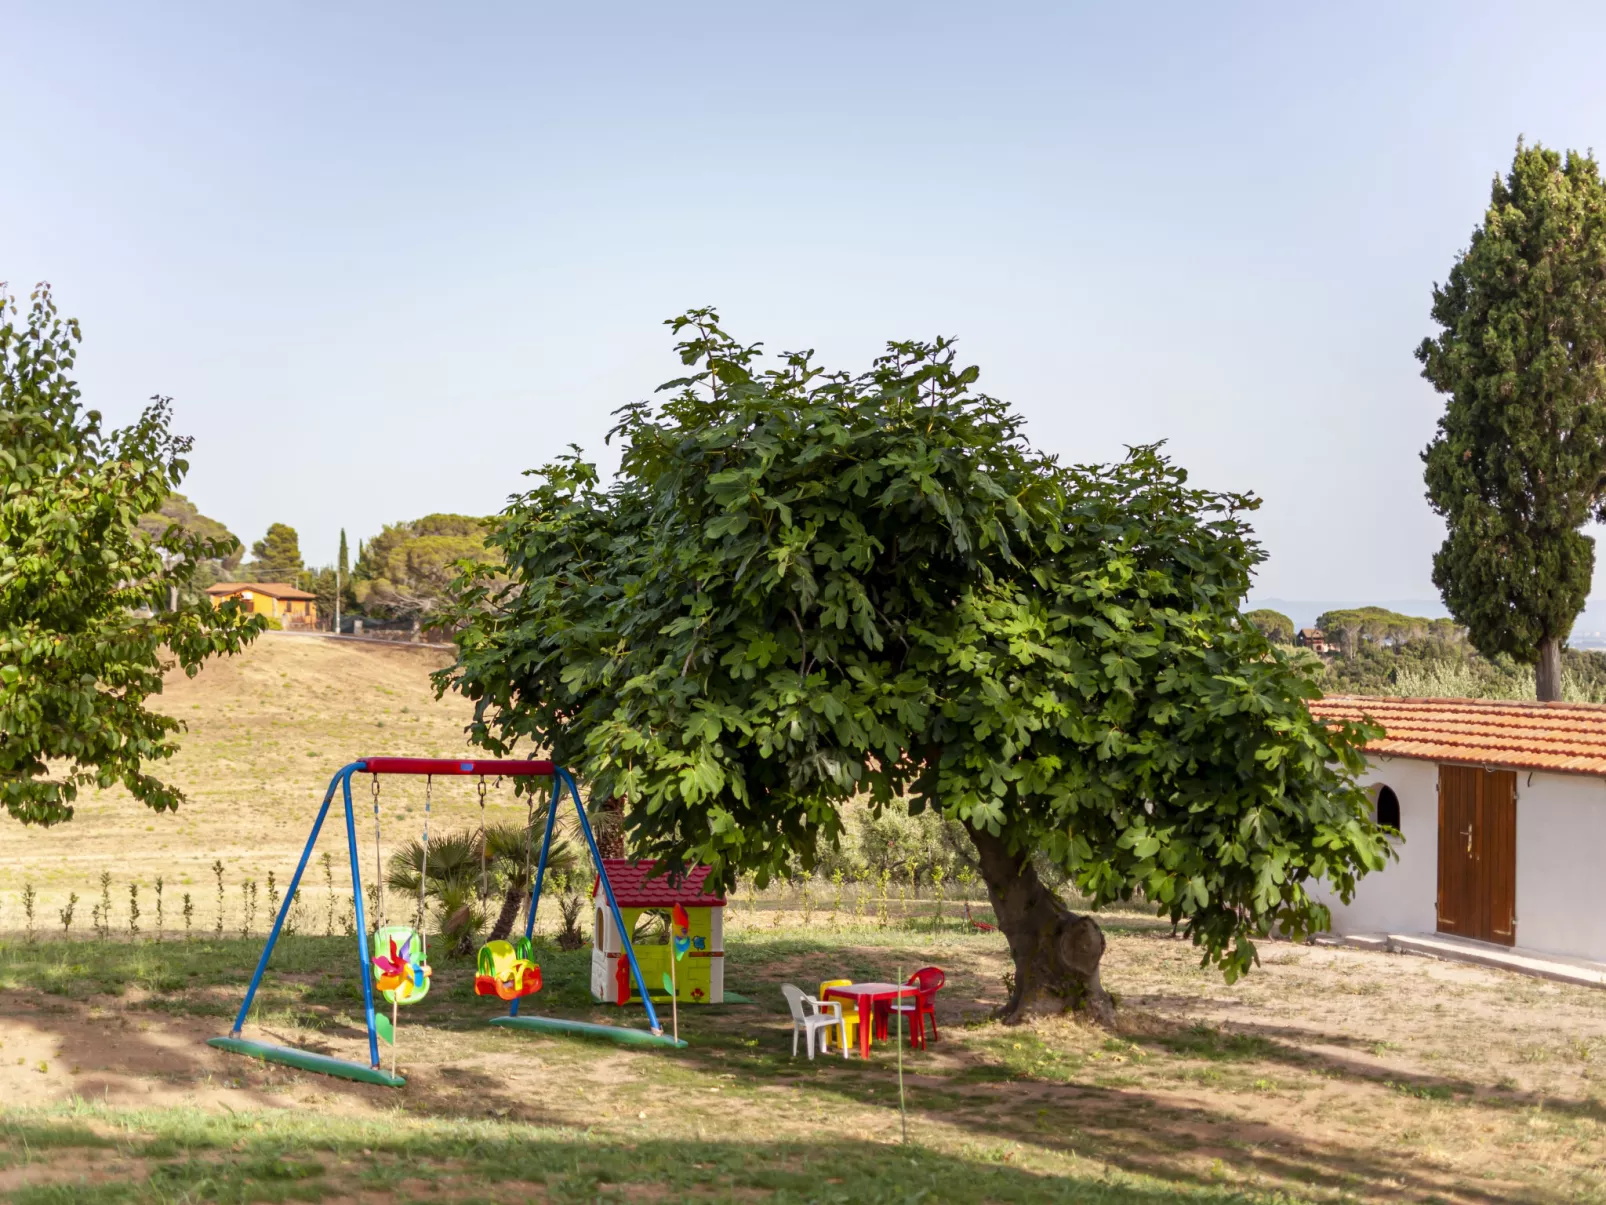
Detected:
left=0, top=285, right=263, bottom=825
left=438, top=311, right=1387, bottom=1022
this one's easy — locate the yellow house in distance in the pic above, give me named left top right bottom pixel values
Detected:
left=205, top=582, right=319, bottom=629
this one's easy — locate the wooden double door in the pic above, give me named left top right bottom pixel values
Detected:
left=1436, top=765, right=1517, bottom=946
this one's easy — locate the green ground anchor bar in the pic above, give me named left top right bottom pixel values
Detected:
left=208, top=1036, right=406, bottom=1087
left=488, top=1015, right=688, bottom=1048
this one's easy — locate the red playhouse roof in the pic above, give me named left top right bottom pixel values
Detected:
left=594, top=859, right=726, bottom=908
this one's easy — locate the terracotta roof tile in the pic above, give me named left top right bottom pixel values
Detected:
left=593, top=859, right=726, bottom=908
left=1309, top=695, right=1606, bottom=776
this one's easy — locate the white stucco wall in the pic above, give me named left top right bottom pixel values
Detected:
left=1516, top=771, right=1606, bottom=961
left=1317, top=756, right=1440, bottom=936
left=1319, top=755, right=1606, bottom=963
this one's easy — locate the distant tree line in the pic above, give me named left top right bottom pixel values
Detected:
left=136, top=501, right=497, bottom=632
left=1246, top=603, right=1606, bottom=702
left=1310, top=607, right=1465, bottom=658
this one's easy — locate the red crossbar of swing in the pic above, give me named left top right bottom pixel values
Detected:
left=358, top=758, right=556, bottom=776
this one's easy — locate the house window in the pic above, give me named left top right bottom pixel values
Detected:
left=1375, top=785, right=1401, bottom=830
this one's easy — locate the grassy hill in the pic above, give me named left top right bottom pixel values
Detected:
left=0, top=632, right=536, bottom=934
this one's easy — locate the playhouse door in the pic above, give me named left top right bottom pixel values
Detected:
left=1436, top=765, right=1517, bottom=946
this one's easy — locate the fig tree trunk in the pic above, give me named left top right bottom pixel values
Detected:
left=597, top=796, right=626, bottom=859
left=967, top=824, right=1115, bottom=1027
left=1537, top=635, right=1563, bottom=702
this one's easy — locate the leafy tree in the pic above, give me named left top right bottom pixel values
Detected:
left=1319, top=637, right=1606, bottom=702
left=1420, top=141, right=1606, bottom=701
left=1314, top=607, right=1464, bottom=658
left=244, top=522, right=305, bottom=584
left=436, top=310, right=1388, bottom=1024
left=0, top=285, right=264, bottom=826
left=338, top=528, right=350, bottom=578
left=138, top=493, right=241, bottom=567
left=305, top=567, right=339, bottom=628
left=354, top=513, right=493, bottom=621
left=137, top=492, right=242, bottom=601
left=1244, top=609, right=1294, bottom=645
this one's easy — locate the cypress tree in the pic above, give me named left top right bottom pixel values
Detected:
left=1420, top=141, right=1606, bottom=701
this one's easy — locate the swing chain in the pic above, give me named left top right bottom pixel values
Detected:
left=478, top=776, right=489, bottom=901
left=417, top=775, right=432, bottom=946
left=523, top=786, right=538, bottom=930
left=370, top=775, right=384, bottom=932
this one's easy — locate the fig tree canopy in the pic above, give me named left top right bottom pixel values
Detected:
left=438, top=310, right=1387, bottom=1022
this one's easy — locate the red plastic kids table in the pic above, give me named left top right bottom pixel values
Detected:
left=822, top=982, right=920, bottom=1059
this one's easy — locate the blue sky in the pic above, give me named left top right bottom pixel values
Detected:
left=7, top=2, right=1606, bottom=602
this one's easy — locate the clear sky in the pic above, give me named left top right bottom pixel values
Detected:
left=8, top=2, right=1606, bottom=600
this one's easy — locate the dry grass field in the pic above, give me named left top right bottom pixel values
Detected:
left=1, top=633, right=1605, bottom=1202
left=0, top=632, right=518, bottom=933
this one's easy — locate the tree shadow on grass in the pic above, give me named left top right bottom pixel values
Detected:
left=655, top=981, right=1570, bottom=1204
left=666, top=1034, right=1527, bottom=1205
left=0, top=934, right=1586, bottom=1203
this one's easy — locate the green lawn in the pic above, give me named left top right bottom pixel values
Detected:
left=1, top=916, right=1602, bottom=1203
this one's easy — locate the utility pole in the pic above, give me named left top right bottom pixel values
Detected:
left=336, top=527, right=349, bottom=636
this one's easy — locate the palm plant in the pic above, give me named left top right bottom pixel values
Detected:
left=483, top=819, right=580, bottom=942
left=387, top=819, right=583, bottom=956
left=549, top=867, right=590, bottom=950
left=387, top=830, right=482, bottom=956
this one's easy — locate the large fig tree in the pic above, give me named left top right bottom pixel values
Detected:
left=438, top=311, right=1386, bottom=1022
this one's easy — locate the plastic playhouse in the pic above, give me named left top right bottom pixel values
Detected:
left=591, top=859, right=727, bottom=1004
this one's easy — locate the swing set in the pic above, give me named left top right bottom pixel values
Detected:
left=209, top=757, right=678, bottom=1089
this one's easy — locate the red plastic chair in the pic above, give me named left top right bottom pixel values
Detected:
left=889, top=965, right=944, bottom=1049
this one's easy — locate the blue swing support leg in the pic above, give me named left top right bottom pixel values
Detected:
left=344, top=767, right=383, bottom=1070
left=211, top=761, right=404, bottom=1087
left=492, top=768, right=683, bottom=1047
left=509, top=774, right=563, bottom=1019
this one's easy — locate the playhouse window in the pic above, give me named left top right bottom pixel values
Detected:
left=631, top=909, right=673, bottom=945
left=1375, top=785, right=1401, bottom=830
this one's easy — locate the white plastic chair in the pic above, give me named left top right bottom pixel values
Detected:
left=781, top=983, right=847, bottom=1059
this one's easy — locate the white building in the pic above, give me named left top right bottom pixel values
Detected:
left=1308, top=695, right=1606, bottom=964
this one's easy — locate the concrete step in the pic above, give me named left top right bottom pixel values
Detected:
left=1386, top=933, right=1606, bottom=988
left=1321, top=931, right=1606, bottom=989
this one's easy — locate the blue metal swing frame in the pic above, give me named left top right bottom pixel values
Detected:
left=209, top=758, right=672, bottom=1089
left=488, top=767, right=683, bottom=1047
